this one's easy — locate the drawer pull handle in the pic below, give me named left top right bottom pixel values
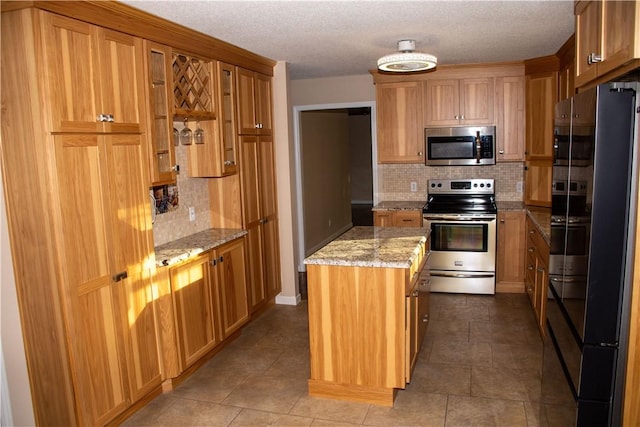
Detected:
left=112, top=271, right=128, bottom=282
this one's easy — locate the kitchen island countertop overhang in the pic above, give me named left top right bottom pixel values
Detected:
left=303, top=226, right=430, bottom=269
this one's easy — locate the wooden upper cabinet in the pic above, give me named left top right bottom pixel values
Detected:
left=525, top=72, right=557, bottom=159
left=575, top=1, right=640, bottom=88
left=376, top=81, right=424, bottom=163
left=236, top=67, right=272, bottom=135
left=41, top=13, right=145, bottom=134
left=495, top=76, right=525, bottom=162
left=424, top=77, right=494, bottom=126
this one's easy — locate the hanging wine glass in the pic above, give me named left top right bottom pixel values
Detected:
left=194, top=121, right=205, bottom=144
left=179, top=118, right=192, bottom=145
left=173, top=127, right=179, bottom=146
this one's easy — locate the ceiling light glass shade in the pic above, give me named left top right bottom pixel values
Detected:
left=377, top=40, right=437, bottom=72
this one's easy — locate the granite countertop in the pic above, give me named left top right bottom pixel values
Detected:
left=526, top=206, right=551, bottom=244
left=155, top=228, right=248, bottom=267
left=372, top=201, right=425, bottom=211
left=304, top=226, right=429, bottom=269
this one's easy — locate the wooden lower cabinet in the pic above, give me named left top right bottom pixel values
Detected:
left=170, top=237, right=249, bottom=370
left=373, top=210, right=423, bottom=227
left=307, top=242, right=429, bottom=406
left=525, top=216, right=550, bottom=337
left=496, top=211, right=526, bottom=292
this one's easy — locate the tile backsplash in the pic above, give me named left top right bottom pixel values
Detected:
left=377, top=162, right=524, bottom=202
left=152, top=143, right=212, bottom=246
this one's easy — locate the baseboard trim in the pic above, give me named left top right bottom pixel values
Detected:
left=275, top=293, right=302, bottom=306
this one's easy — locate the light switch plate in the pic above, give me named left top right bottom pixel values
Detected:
left=516, top=181, right=523, bottom=193
left=410, top=182, right=417, bottom=192
left=188, top=207, right=195, bottom=221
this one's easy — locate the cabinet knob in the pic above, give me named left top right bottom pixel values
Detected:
left=171, top=164, right=180, bottom=173
left=97, top=113, right=115, bottom=122
left=412, top=290, right=419, bottom=297
left=460, top=115, right=465, bottom=120
left=418, top=151, right=423, bottom=156
left=499, top=150, right=504, bottom=154
left=422, top=315, right=429, bottom=323
left=528, top=248, right=534, bottom=253
left=210, top=259, right=217, bottom=266
left=528, top=265, right=534, bottom=271
left=499, top=219, right=505, bottom=223
left=587, top=53, right=602, bottom=65
left=454, top=115, right=459, bottom=120
left=537, top=267, right=545, bottom=273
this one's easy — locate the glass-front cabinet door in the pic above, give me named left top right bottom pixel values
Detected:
left=217, top=62, right=238, bottom=175
left=144, top=41, right=176, bottom=185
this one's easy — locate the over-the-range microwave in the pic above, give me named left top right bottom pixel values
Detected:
left=425, top=126, right=496, bottom=166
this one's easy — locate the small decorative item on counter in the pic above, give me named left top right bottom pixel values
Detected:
left=179, top=118, right=192, bottom=145
left=194, top=121, right=205, bottom=144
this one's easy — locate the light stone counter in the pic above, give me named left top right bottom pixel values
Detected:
left=372, top=201, right=425, bottom=211
left=304, top=226, right=429, bottom=269
left=154, top=228, right=247, bottom=267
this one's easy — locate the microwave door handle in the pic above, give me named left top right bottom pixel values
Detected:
left=475, top=131, right=481, bottom=163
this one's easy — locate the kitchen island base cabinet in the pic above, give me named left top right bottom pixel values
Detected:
left=306, top=236, right=428, bottom=407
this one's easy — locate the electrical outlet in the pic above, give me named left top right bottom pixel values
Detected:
left=188, top=207, right=195, bottom=222
left=516, top=181, right=523, bottom=194
left=410, top=181, right=417, bottom=192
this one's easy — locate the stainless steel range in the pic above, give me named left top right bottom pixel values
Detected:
left=422, top=179, right=497, bottom=295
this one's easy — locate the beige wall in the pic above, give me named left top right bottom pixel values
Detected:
left=1, top=168, right=36, bottom=426
left=290, top=74, right=375, bottom=106
left=273, top=61, right=300, bottom=304
left=301, top=111, right=352, bottom=255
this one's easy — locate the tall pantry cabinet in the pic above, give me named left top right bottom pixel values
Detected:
left=1, top=8, right=160, bottom=426
left=237, top=69, right=281, bottom=312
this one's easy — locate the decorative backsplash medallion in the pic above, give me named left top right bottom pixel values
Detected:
left=152, top=185, right=179, bottom=214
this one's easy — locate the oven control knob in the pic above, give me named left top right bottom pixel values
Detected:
left=437, top=183, right=442, bottom=188
left=480, top=183, right=485, bottom=187
left=431, top=183, right=435, bottom=188
left=473, top=183, right=478, bottom=187
left=487, top=183, right=492, bottom=188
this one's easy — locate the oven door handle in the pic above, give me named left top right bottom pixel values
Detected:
left=428, top=272, right=495, bottom=279
left=424, top=215, right=496, bottom=222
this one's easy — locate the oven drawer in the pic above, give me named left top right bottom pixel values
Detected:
left=427, top=270, right=495, bottom=295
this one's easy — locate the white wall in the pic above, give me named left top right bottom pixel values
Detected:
left=0, top=169, right=36, bottom=426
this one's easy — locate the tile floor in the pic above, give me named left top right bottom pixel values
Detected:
left=123, top=293, right=546, bottom=426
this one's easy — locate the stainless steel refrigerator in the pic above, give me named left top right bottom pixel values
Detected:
left=540, top=82, right=638, bottom=426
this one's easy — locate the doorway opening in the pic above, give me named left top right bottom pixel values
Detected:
left=293, top=102, right=376, bottom=278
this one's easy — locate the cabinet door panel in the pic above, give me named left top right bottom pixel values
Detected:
left=245, top=224, right=266, bottom=312
left=255, top=72, right=273, bottom=134
left=108, top=134, right=161, bottom=400
left=524, top=160, right=552, bottom=207
left=42, top=13, right=102, bottom=133
left=575, top=1, right=601, bottom=85
left=599, top=1, right=637, bottom=76
left=497, top=211, right=526, bottom=285
left=171, top=255, right=217, bottom=368
left=525, top=73, right=556, bottom=159
left=54, top=134, right=128, bottom=425
left=460, top=78, right=494, bottom=124
left=259, top=136, right=277, bottom=217
left=263, top=217, right=281, bottom=299
left=97, top=28, right=145, bottom=132
left=218, top=239, right=249, bottom=337
left=377, top=82, right=423, bottom=163
left=236, top=67, right=257, bottom=134
left=495, top=76, right=525, bottom=161
left=240, top=136, right=261, bottom=224
left=424, top=79, right=459, bottom=126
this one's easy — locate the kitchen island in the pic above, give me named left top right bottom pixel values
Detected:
left=304, top=226, right=430, bottom=406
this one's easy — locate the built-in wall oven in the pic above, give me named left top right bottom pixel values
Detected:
left=422, top=179, right=497, bottom=295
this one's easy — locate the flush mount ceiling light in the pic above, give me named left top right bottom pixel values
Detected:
left=377, top=39, right=437, bottom=72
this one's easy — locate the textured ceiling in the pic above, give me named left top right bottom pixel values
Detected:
left=123, top=0, right=575, bottom=80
